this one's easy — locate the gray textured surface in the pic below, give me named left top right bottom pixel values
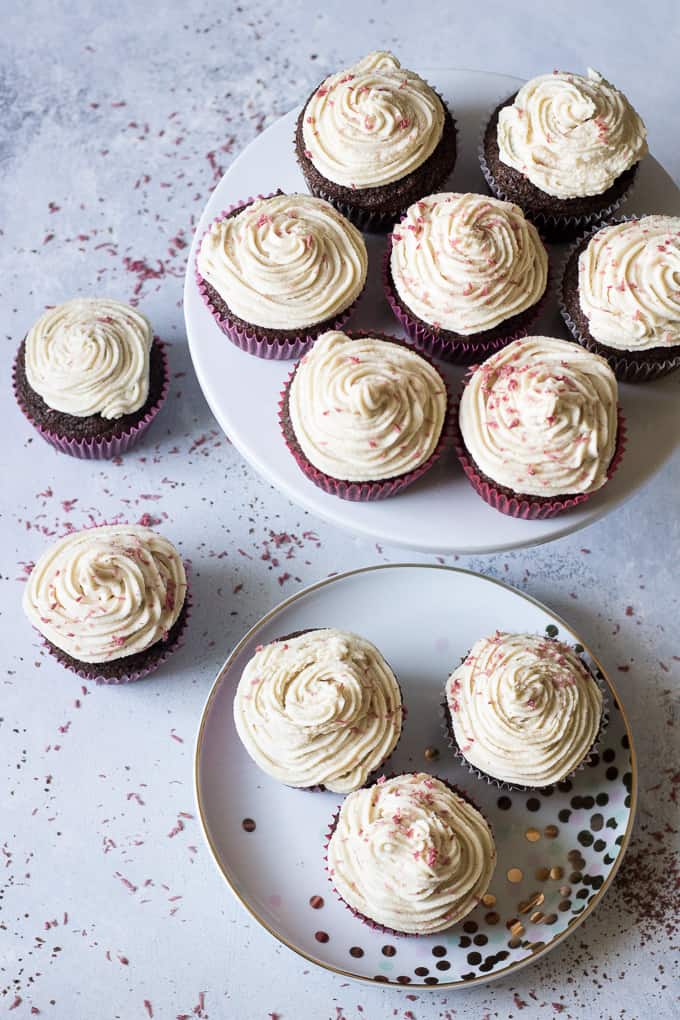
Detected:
left=2, top=2, right=679, bottom=1017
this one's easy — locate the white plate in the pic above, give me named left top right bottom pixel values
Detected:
left=184, top=68, right=680, bottom=554
left=194, top=564, right=636, bottom=988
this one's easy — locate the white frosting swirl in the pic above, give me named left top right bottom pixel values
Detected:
left=447, top=632, right=603, bottom=787
left=459, top=336, right=618, bottom=497
left=289, top=331, right=447, bottom=482
left=391, top=193, right=548, bottom=335
left=327, top=773, right=496, bottom=934
left=23, top=525, right=187, bottom=664
left=197, top=193, right=367, bottom=330
left=233, top=629, right=402, bottom=793
left=497, top=69, right=647, bottom=199
left=578, top=216, right=680, bottom=351
left=302, top=51, right=445, bottom=189
left=25, top=298, right=152, bottom=419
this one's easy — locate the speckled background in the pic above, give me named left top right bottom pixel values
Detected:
left=2, top=1, right=679, bottom=1017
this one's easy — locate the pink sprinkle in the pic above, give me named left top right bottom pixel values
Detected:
left=144, top=1002, right=154, bottom=1018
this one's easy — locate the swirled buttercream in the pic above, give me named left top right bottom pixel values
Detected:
left=390, top=193, right=548, bottom=335
left=447, top=632, right=603, bottom=787
left=497, top=69, right=647, bottom=199
left=327, top=773, right=496, bottom=933
left=302, top=51, right=445, bottom=189
left=578, top=216, right=680, bottom=351
left=459, top=336, right=618, bottom=496
left=23, top=525, right=187, bottom=663
left=233, top=629, right=402, bottom=793
left=289, top=331, right=447, bottom=482
left=24, top=298, right=152, bottom=419
left=197, top=193, right=367, bottom=330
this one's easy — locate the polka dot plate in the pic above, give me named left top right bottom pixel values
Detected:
left=194, top=564, right=636, bottom=988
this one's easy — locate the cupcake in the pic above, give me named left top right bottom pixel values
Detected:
left=326, top=773, right=496, bottom=934
left=23, top=524, right=189, bottom=684
left=233, top=629, right=403, bottom=792
left=480, top=69, right=647, bottom=241
left=385, top=192, right=549, bottom=363
left=279, top=329, right=450, bottom=501
left=444, top=632, right=604, bottom=790
left=561, top=215, right=680, bottom=381
left=295, top=51, right=457, bottom=232
left=456, top=336, right=623, bottom=519
left=13, top=298, right=168, bottom=458
left=196, top=192, right=368, bottom=359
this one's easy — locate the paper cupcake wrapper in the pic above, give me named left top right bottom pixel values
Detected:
left=295, top=92, right=458, bottom=234
left=439, top=661, right=610, bottom=793
left=323, top=773, right=492, bottom=937
left=453, top=397, right=627, bottom=520
left=195, top=193, right=364, bottom=360
left=278, top=332, right=454, bottom=501
left=382, top=235, right=551, bottom=364
left=557, top=218, right=680, bottom=382
left=13, top=339, right=169, bottom=459
left=477, top=99, right=639, bottom=243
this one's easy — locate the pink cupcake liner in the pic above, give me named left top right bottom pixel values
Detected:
left=453, top=397, right=627, bottom=520
left=477, top=100, right=640, bottom=243
left=323, top=774, right=493, bottom=937
left=439, top=656, right=610, bottom=793
left=278, top=332, right=454, bottom=501
left=382, top=234, right=551, bottom=365
left=557, top=218, right=680, bottom=383
left=13, top=339, right=169, bottom=459
left=194, top=193, right=365, bottom=360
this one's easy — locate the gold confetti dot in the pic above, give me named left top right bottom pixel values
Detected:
left=525, top=827, right=541, bottom=842
left=543, top=913, right=558, bottom=925
left=530, top=910, right=544, bottom=923
left=519, top=892, right=544, bottom=914
left=481, top=892, right=496, bottom=908
left=508, top=936, right=522, bottom=949
left=559, top=885, right=572, bottom=897
left=550, top=866, right=564, bottom=880
left=544, top=824, right=559, bottom=839
left=507, top=867, right=523, bottom=883
left=510, top=921, right=525, bottom=937
left=535, top=866, right=550, bottom=881
left=424, top=746, right=439, bottom=761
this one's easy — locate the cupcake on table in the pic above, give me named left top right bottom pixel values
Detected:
left=13, top=298, right=168, bottom=458
left=296, top=51, right=457, bottom=232
left=326, top=773, right=496, bottom=934
left=561, top=214, right=680, bottom=381
left=444, top=632, right=605, bottom=790
left=481, top=69, right=647, bottom=241
left=23, top=524, right=189, bottom=684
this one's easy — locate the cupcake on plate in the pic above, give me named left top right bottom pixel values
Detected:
left=233, top=629, right=403, bottom=793
left=326, top=773, right=496, bottom=934
left=456, top=336, right=624, bottom=519
left=196, top=192, right=368, bottom=359
left=480, top=69, right=647, bottom=241
left=296, top=51, right=457, bottom=232
left=385, top=192, right=549, bottom=363
left=444, top=632, right=605, bottom=790
left=23, top=524, right=189, bottom=684
left=560, top=215, right=680, bottom=382
left=279, top=329, right=450, bottom=501
left=13, top=298, right=168, bottom=458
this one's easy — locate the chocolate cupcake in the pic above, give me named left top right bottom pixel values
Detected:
left=560, top=215, right=680, bottom=382
left=326, top=773, right=496, bottom=934
left=196, top=192, right=367, bottom=359
left=443, top=632, right=605, bottom=791
left=233, top=629, right=403, bottom=793
left=384, top=192, right=549, bottom=363
left=295, top=51, right=457, bottom=232
left=279, top=329, right=450, bottom=501
left=13, top=298, right=168, bottom=458
left=22, top=524, right=189, bottom=685
left=455, top=336, right=625, bottom=519
left=480, top=69, right=647, bottom=242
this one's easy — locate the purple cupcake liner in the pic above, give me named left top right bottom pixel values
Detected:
left=194, top=193, right=365, bottom=360
left=382, top=232, right=551, bottom=365
left=477, top=99, right=640, bottom=244
left=439, top=656, right=610, bottom=793
left=12, top=338, right=169, bottom=459
left=278, top=332, right=454, bottom=501
left=453, top=391, right=627, bottom=520
left=557, top=217, right=680, bottom=382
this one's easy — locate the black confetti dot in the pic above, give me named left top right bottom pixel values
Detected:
left=424, top=976, right=439, bottom=985
left=349, top=946, right=364, bottom=958
left=582, top=795, right=595, bottom=809
left=241, top=818, right=256, bottom=832
left=590, top=813, right=604, bottom=831
left=578, top=830, right=594, bottom=847
left=462, top=920, right=478, bottom=934
left=497, top=796, right=512, bottom=810
left=621, top=734, right=630, bottom=749
left=602, top=748, right=616, bottom=763
left=414, top=966, right=429, bottom=976
left=558, top=809, right=571, bottom=823
left=373, top=975, right=388, bottom=983
left=382, top=944, right=396, bottom=957
left=545, top=624, right=558, bottom=637
left=458, top=935, right=471, bottom=948
left=396, top=975, right=411, bottom=984
left=557, top=779, right=573, bottom=793
left=436, top=960, right=451, bottom=971
left=467, top=952, right=482, bottom=965
left=473, top=934, right=488, bottom=946
left=606, top=766, right=619, bottom=781
left=596, top=792, right=609, bottom=806
left=432, top=944, right=447, bottom=957
left=314, top=931, right=329, bottom=943
left=593, top=838, right=606, bottom=852
left=526, top=798, right=541, bottom=812
left=570, top=795, right=583, bottom=809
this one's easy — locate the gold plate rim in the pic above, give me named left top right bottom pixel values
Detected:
left=193, top=563, right=638, bottom=990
